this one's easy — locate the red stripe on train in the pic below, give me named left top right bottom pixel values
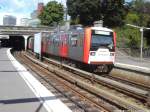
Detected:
left=59, top=34, right=68, bottom=58
left=113, top=32, right=116, bottom=50
left=83, top=28, right=92, bottom=63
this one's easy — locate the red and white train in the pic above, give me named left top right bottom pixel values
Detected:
left=28, top=26, right=116, bottom=73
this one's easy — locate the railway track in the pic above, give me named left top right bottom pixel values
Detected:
left=39, top=53, right=150, bottom=105
left=105, top=75, right=150, bottom=92
left=14, top=52, right=116, bottom=112
left=42, top=55, right=150, bottom=108
left=14, top=51, right=150, bottom=111
left=28, top=51, right=150, bottom=93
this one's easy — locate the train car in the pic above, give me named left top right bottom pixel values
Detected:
left=40, top=26, right=116, bottom=73
left=41, top=32, right=51, bottom=54
left=27, top=32, right=51, bottom=58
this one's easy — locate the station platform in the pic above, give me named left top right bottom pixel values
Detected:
left=0, top=48, right=72, bottom=112
left=115, top=52, right=150, bottom=74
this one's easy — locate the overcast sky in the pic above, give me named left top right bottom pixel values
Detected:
left=0, top=0, right=147, bottom=25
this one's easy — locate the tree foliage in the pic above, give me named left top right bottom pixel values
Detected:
left=67, top=0, right=127, bottom=27
left=67, top=0, right=101, bottom=26
left=38, top=1, right=64, bottom=26
left=127, top=0, right=150, bottom=47
left=125, top=13, right=140, bottom=25
left=128, top=0, right=150, bottom=26
left=102, top=0, right=127, bottom=27
left=115, top=26, right=141, bottom=48
left=131, top=0, right=150, bottom=14
left=114, top=0, right=150, bottom=49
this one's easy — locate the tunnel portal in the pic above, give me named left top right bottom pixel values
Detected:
left=0, top=36, right=25, bottom=51
left=9, top=36, right=25, bottom=50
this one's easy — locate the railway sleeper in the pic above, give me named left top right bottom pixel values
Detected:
left=147, top=92, right=150, bottom=107
left=24, top=53, right=150, bottom=111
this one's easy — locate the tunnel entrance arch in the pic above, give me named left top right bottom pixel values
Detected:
left=0, top=35, right=9, bottom=47
left=9, top=36, right=25, bottom=51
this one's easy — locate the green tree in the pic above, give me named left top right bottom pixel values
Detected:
left=131, top=0, right=150, bottom=14
left=130, top=0, right=150, bottom=26
left=129, top=0, right=150, bottom=47
left=102, top=0, right=127, bottom=27
left=39, top=1, right=64, bottom=26
left=67, top=0, right=127, bottom=27
left=125, top=13, right=140, bottom=25
left=67, top=0, right=101, bottom=26
left=115, top=26, right=141, bottom=48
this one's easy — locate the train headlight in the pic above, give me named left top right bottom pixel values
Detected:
left=90, top=52, right=96, bottom=56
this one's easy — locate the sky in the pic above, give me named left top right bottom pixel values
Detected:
left=0, top=0, right=146, bottom=25
left=0, top=0, right=66, bottom=25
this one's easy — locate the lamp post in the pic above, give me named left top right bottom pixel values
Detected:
left=140, top=28, right=143, bottom=59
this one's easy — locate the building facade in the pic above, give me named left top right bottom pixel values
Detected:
left=20, top=18, right=30, bottom=26
left=31, top=10, right=38, bottom=19
left=37, top=3, right=44, bottom=15
left=31, top=2, right=44, bottom=19
left=29, top=2, right=43, bottom=27
left=3, top=15, right=16, bottom=26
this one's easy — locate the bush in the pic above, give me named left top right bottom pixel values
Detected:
left=115, top=26, right=141, bottom=48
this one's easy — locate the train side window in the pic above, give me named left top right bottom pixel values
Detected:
left=71, top=34, right=78, bottom=47
left=60, top=34, right=66, bottom=45
left=52, top=34, right=55, bottom=45
left=66, top=33, right=70, bottom=45
left=52, top=38, right=55, bottom=45
left=56, top=34, right=60, bottom=46
left=69, top=34, right=72, bottom=46
left=49, top=35, right=52, bottom=45
left=46, top=35, right=51, bottom=45
left=64, top=34, right=68, bottom=45
left=71, top=39, right=77, bottom=47
left=52, top=35, right=57, bottom=46
left=79, top=33, right=84, bottom=47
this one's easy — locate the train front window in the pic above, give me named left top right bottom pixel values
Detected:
left=91, top=30, right=114, bottom=51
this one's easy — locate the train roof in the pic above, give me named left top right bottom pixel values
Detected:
left=91, top=27, right=113, bottom=32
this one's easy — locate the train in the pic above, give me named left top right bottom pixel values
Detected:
left=27, top=26, right=116, bottom=73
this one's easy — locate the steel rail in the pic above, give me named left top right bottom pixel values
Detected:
left=41, top=55, right=149, bottom=102
left=23, top=52, right=150, bottom=111
left=27, top=50, right=150, bottom=105
left=15, top=52, right=112, bottom=112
